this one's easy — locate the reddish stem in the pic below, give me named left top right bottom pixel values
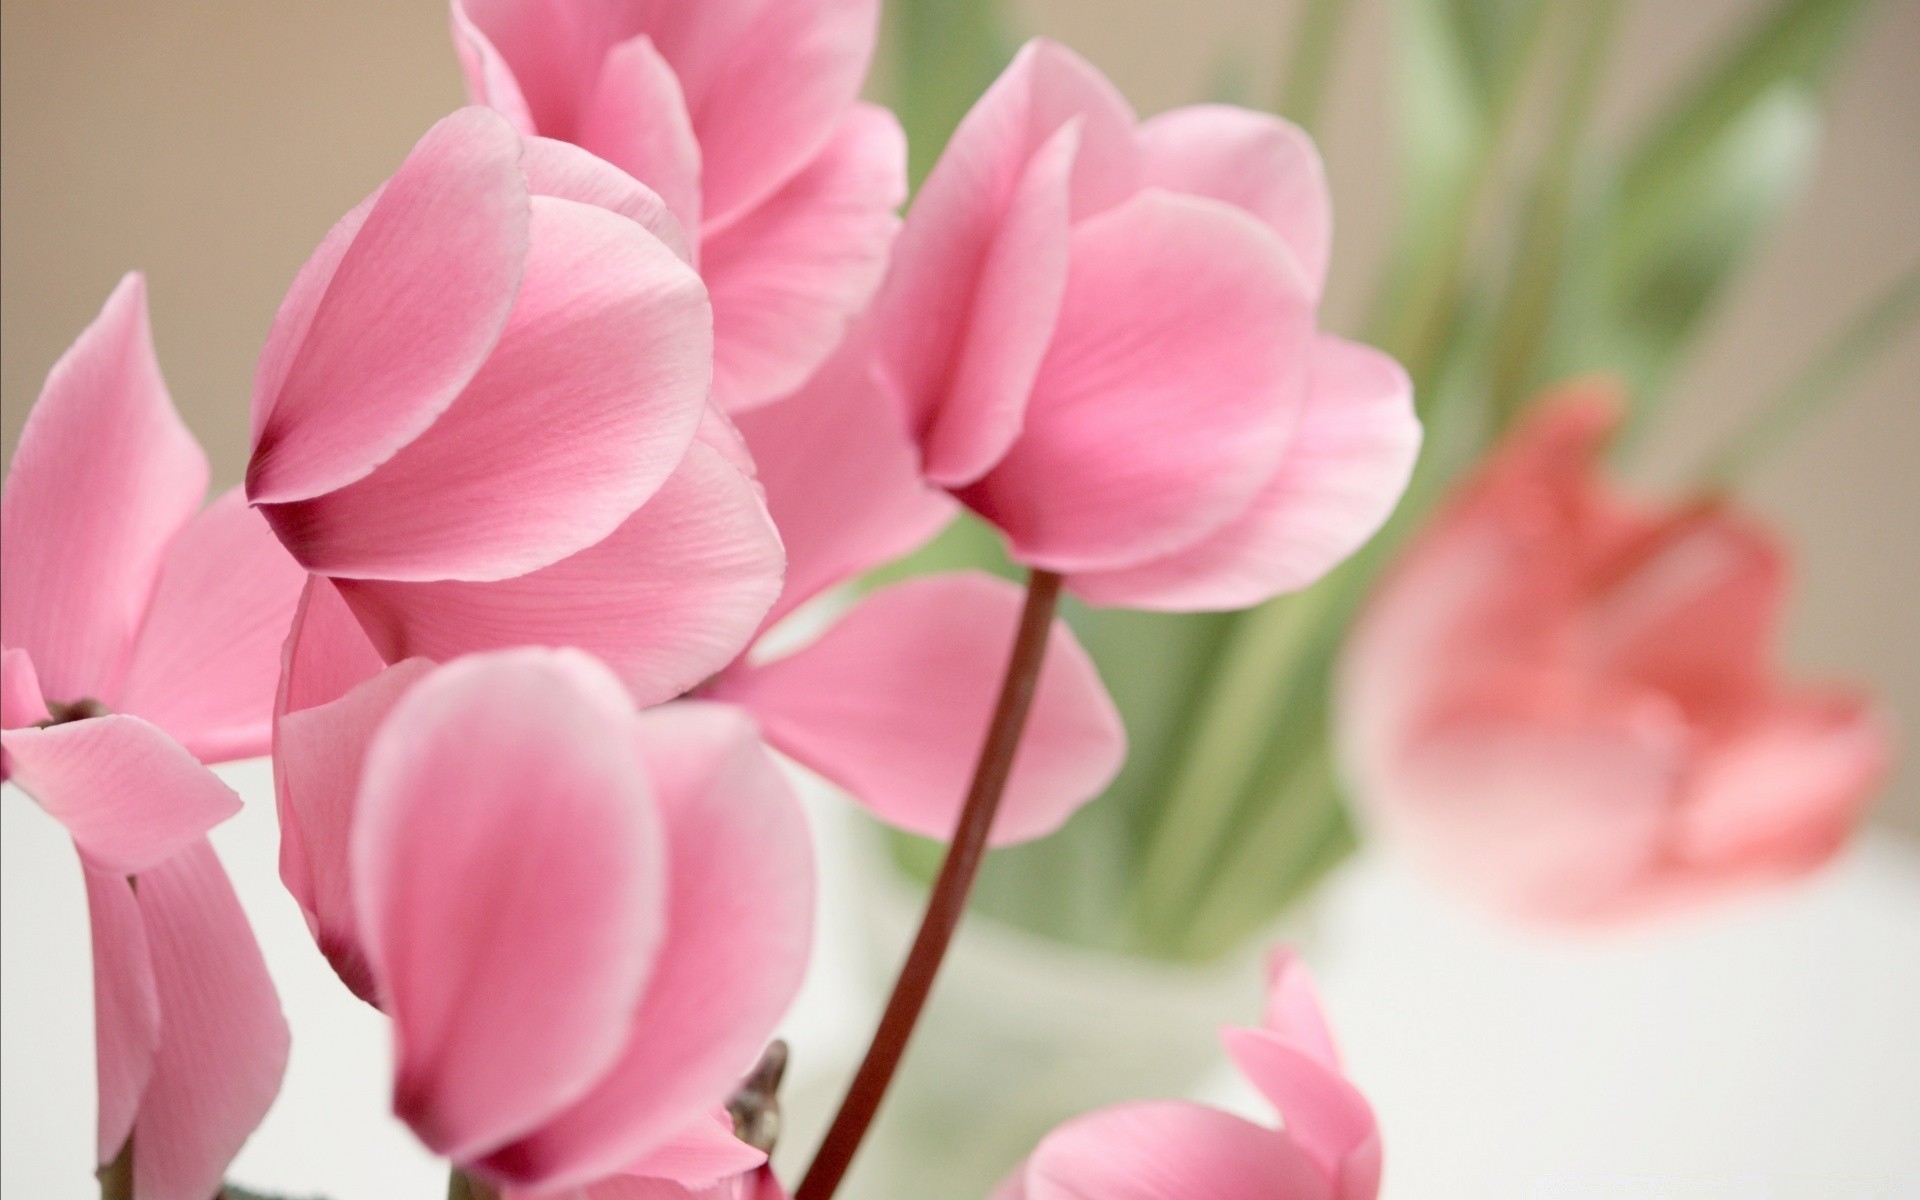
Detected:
left=793, top=570, right=1064, bottom=1200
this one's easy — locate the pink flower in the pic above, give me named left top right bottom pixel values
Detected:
left=869, top=40, right=1421, bottom=610
left=1337, top=386, right=1892, bottom=923
left=274, top=641, right=814, bottom=1194
left=996, top=948, right=1379, bottom=1200
left=247, top=106, right=783, bottom=706
left=452, top=0, right=904, bottom=413
left=1, top=275, right=300, bottom=1200
left=702, top=329, right=1129, bottom=845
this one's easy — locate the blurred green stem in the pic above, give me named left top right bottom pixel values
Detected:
left=1484, top=0, right=1622, bottom=427
left=448, top=1170, right=499, bottom=1200
left=1699, top=262, right=1920, bottom=484
left=1368, top=1, right=1551, bottom=395
left=1130, top=571, right=1353, bottom=943
left=1278, top=0, right=1352, bottom=131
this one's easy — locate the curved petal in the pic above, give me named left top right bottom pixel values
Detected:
left=261, top=196, right=711, bottom=582
left=79, top=862, right=159, bottom=1168
left=452, top=0, right=633, bottom=138
left=1, top=716, right=239, bottom=875
left=1259, top=949, right=1341, bottom=1068
left=874, top=39, right=1139, bottom=486
left=1070, top=336, right=1417, bottom=610
left=247, top=107, right=529, bottom=505
left=657, top=0, right=880, bottom=230
left=710, top=573, right=1125, bottom=845
left=1220, top=1028, right=1378, bottom=1200
left=277, top=574, right=389, bottom=718
left=959, top=190, right=1312, bottom=573
left=1582, top=507, right=1786, bottom=728
left=521, top=135, right=693, bottom=263
left=1023, top=1101, right=1328, bottom=1200
left=1675, top=689, right=1890, bottom=883
left=1, top=274, right=207, bottom=704
left=1138, top=105, right=1332, bottom=299
left=450, top=0, right=537, bottom=134
left=115, top=489, right=308, bottom=763
left=578, top=35, right=704, bottom=237
left=704, top=104, right=905, bottom=413
left=352, top=650, right=666, bottom=1163
left=619, top=1109, right=767, bottom=1189
left=732, top=327, right=954, bottom=630
left=1, top=647, right=50, bottom=731
left=130, top=840, right=289, bottom=1200
left=480, top=703, right=812, bottom=1190
left=332, top=440, right=783, bottom=708
left=275, top=655, right=436, bottom=1003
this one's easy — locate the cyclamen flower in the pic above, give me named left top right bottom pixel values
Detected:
left=1337, top=387, right=1891, bottom=923
left=452, top=0, right=905, bottom=412
left=247, top=106, right=782, bottom=706
left=1, top=275, right=299, bottom=1200
left=274, top=638, right=813, bottom=1195
left=870, top=39, right=1421, bottom=611
left=704, top=329, right=1129, bottom=844
left=997, top=948, right=1379, bottom=1199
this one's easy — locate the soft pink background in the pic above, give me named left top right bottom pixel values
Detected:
left=5, top=0, right=1916, bottom=835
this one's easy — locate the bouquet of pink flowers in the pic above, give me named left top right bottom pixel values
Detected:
left=2, top=1, right=1909, bottom=1197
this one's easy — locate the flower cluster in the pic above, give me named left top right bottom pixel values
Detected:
left=0, top=1, right=1888, bottom=1198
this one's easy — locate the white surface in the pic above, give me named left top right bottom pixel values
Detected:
left=5, top=763, right=1920, bottom=1198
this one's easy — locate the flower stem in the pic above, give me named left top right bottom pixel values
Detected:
left=793, top=569, right=1064, bottom=1200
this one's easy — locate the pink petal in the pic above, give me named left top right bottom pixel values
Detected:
left=260, top=195, right=711, bottom=582
left=704, top=104, right=905, bottom=413
left=647, top=0, right=880, bottom=230
left=450, top=0, right=538, bottom=134
left=1220, top=1028, right=1379, bottom=1200
left=352, top=650, right=666, bottom=1163
left=480, top=703, right=811, bottom=1190
left=521, top=135, right=693, bottom=263
left=710, top=573, right=1125, bottom=845
left=958, top=190, right=1313, bottom=573
left=275, top=655, right=436, bottom=1003
left=874, top=39, right=1139, bottom=487
left=732, top=328, right=955, bottom=629
left=114, top=489, right=308, bottom=763
left=1582, top=508, right=1786, bottom=728
left=1, top=716, right=239, bottom=875
left=452, top=0, right=631, bottom=139
left=1675, top=689, right=1891, bottom=882
left=277, top=574, right=389, bottom=718
left=247, top=107, right=529, bottom=505
left=1259, top=949, right=1341, bottom=1069
left=1, top=646, right=50, bottom=730
left=79, top=862, right=159, bottom=1167
left=332, top=439, right=782, bottom=708
left=1137, top=105, right=1332, bottom=299
left=1022, top=1101, right=1329, bottom=1200
left=1070, top=336, right=1417, bottom=610
left=620, top=1110, right=767, bottom=1188
left=130, top=840, right=290, bottom=1200
left=1, top=274, right=207, bottom=705
left=577, top=35, right=705, bottom=237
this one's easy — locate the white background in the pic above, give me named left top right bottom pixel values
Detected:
left=5, top=760, right=1919, bottom=1199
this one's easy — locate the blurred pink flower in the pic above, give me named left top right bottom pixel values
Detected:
left=246, top=106, right=783, bottom=706
left=870, top=39, right=1421, bottom=611
left=452, top=0, right=904, bottom=413
left=703, top=330, right=1128, bottom=845
left=1337, top=385, right=1892, bottom=923
left=1, top=275, right=298, bottom=1200
left=275, top=643, right=813, bottom=1194
left=995, top=948, right=1379, bottom=1200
